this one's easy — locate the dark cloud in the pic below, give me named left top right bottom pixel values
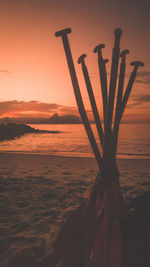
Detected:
left=0, top=100, right=77, bottom=117
left=124, top=93, right=150, bottom=109
left=126, top=101, right=141, bottom=109
left=135, top=94, right=150, bottom=103
left=135, top=71, right=150, bottom=85
left=126, top=94, right=150, bottom=110
left=137, top=71, right=150, bottom=77
left=59, top=106, right=78, bottom=114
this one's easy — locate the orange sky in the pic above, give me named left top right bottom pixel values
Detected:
left=0, top=0, right=150, bottom=123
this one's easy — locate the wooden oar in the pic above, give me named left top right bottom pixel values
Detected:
left=55, top=28, right=103, bottom=170
left=78, top=54, right=104, bottom=149
left=105, top=29, right=122, bottom=132
left=93, top=44, right=109, bottom=129
left=103, top=28, right=122, bottom=163
left=119, top=61, right=144, bottom=121
left=113, top=49, right=129, bottom=156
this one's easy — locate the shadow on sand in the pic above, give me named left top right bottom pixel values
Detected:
left=8, top=191, right=150, bottom=267
left=122, top=190, right=150, bottom=267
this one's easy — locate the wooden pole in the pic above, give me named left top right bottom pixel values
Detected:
left=105, top=29, right=122, bottom=131
left=113, top=49, right=129, bottom=156
left=103, top=28, right=122, bottom=162
left=55, top=28, right=103, bottom=171
left=119, top=61, right=144, bottom=121
left=78, top=54, right=104, bottom=149
left=93, top=44, right=108, bottom=129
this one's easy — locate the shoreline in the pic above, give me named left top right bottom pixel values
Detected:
left=0, top=150, right=150, bottom=162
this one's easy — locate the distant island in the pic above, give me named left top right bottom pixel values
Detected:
left=0, top=123, right=60, bottom=141
left=0, top=113, right=82, bottom=124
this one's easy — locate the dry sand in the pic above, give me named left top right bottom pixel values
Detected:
left=0, top=152, right=150, bottom=267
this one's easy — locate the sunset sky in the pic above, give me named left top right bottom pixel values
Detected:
left=0, top=0, right=150, bottom=122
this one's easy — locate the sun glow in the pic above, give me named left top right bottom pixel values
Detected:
left=0, top=1, right=149, bottom=123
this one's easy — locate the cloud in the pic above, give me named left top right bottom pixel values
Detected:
left=0, top=69, right=11, bottom=74
left=125, top=94, right=150, bottom=110
left=124, top=92, right=150, bottom=110
left=137, top=71, right=150, bottom=77
left=59, top=106, right=78, bottom=114
left=135, top=94, right=150, bottom=103
left=126, top=101, right=141, bottom=109
left=135, top=71, right=150, bottom=85
left=0, top=100, right=78, bottom=118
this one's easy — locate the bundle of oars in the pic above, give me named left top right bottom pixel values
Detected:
left=50, top=28, right=144, bottom=267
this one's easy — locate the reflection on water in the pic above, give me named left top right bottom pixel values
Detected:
left=0, top=123, right=150, bottom=159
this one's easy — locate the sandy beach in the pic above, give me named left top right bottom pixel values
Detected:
left=0, top=152, right=150, bottom=267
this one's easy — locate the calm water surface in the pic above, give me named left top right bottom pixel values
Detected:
left=0, top=123, right=150, bottom=159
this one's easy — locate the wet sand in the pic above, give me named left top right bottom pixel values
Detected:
left=0, top=152, right=150, bottom=267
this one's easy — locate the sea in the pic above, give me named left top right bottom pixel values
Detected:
left=0, top=123, right=150, bottom=159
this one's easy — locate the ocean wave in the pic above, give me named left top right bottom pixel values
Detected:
left=117, top=152, right=150, bottom=157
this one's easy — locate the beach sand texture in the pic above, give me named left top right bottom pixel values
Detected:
left=0, top=153, right=150, bottom=267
